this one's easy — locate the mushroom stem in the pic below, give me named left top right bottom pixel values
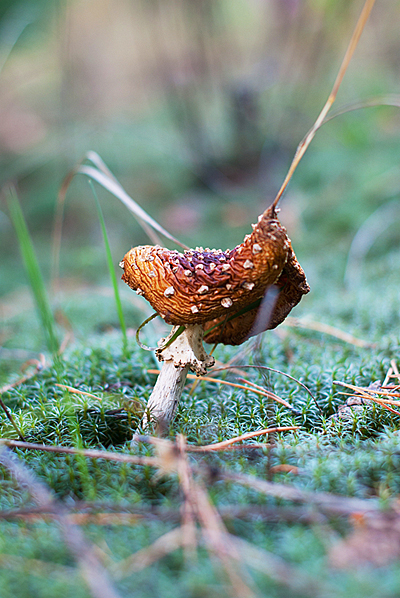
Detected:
left=142, top=362, right=190, bottom=428
left=141, top=324, right=215, bottom=429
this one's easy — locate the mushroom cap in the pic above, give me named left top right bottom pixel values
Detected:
left=202, top=247, right=310, bottom=345
left=121, top=206, right=291, bottom=326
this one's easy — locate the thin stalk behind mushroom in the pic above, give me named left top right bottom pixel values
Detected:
left=120, top=204, right=309, bottom=428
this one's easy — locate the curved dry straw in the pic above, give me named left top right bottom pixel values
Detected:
left=270, top=0, right=376, bottom=211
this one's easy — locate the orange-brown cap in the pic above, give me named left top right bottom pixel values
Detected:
left=121, top=206, right=291, bottom=326
left=203, top=247, right=310, bottom=345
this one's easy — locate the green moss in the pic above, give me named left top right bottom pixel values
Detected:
left=1, top=259, right=400, bottom=596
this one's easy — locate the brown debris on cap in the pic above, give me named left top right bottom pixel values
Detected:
left=121, top=206, right=290, bottom=326
left=203, top=246, right=310, bottom=345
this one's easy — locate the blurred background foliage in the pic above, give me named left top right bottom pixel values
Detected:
left=1, top=5, right=400, bottom=594
left=0, top=0, right=400, bottom=347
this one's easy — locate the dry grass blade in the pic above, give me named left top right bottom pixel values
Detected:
left=84, top=151, right=164, bottom=246
left=338, top=391, right=400, bottom=404
left=187, top=426, right=299, bottom=452
left=334, top=380, right=400, bottom=397
left=0, top=446, right=122, bottom=598
left=333, top=381, right=400, bottom=415
left=0, top=504, right=325, bottom=526
left=237, top=378, right=297, bottom=411
left=146, top=369, right=295, bottom=410
left=0, top=397, right=26, bottom=442
left=55, top=383, right=103, bottom=402
left=84, top=151, right=122, bottom=184
left=133, top=436, right=273, bottom=453
left=389, top=360, right=400, bottom=383
left=77, top=164, right=188, bottom=250
left=383, top=366, right=394, bottom=387
left=52, top=153, right=188, bottom=291
left=218, top=505, right=324, bottom=525
left=0, top=355, right=45, bottom=395
left=187, top=352, right=251, bottom=397
left=283, top=317, right=374, bottom=348
left=271, top=0, right=376, bottom=209
left=358, top=392, right=400, bottom=403
left=0, top=504, right=181, bottom=523
left=210, top=364, right=323, bottom=415
left=270, top=464, right=299, bottom=474
left=364, top=398, right=400, bottom=416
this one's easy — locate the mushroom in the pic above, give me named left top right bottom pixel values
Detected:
left=203, top=246, right=310, bottom=345
left=120, top=204, right=309, bottom=428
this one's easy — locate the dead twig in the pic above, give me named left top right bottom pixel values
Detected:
left=0, top=511, right=146, bottom=525
left=186, top=427, right=299, bottom=452
left=0, top=505, right=179, bottom=524
left=113, top=434, right=256, bottom=597
left=179, top=435, right=255, bottom=598
left=364, top=398, right=400, bottom=416
left=175, top=434, right=197, bottom=561
left=237, top=378, right=300, bottom=412
left=0, top=356, right=45, bottom=396
left=1, top=439, right=158, bottom=467
left=383, top=360, right=400, bottom=388
left=0, top=503, right=326, bottom=526
left=221, top=471, right=381, bottom=516
left=0, top=446, right=122, bottom=598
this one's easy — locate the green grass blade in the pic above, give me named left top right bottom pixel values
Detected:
left=88, top=180, right=128, bottom=352
left=6, top=186, right=59, bottom=355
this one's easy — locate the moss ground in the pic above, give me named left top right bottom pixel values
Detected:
left=1, top=248, right=400, bottom=597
